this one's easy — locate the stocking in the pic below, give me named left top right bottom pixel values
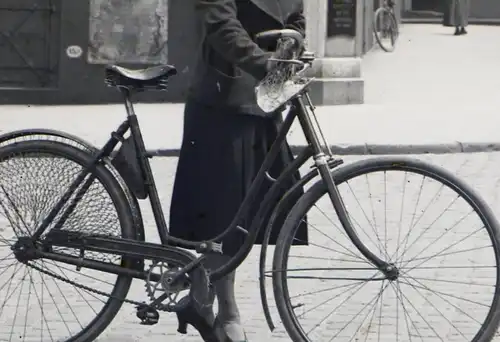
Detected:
left=204, top=254, right=246, bottom=341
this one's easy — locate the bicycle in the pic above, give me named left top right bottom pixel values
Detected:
left=0, top=28, right=499, bottom=342
left=373, top=0, right=399, bottom=52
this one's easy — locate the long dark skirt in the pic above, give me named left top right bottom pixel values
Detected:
left=169, top=99, right=308, bottom=257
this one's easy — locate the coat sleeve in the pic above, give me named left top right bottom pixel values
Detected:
left=196, top=0, right=273, bottom=80
left=285, top=3, right=306, bottom=38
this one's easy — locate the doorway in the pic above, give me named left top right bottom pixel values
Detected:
left=411, top=0, right=441, bottom=12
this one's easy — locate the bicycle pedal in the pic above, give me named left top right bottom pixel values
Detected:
left=136, top=304, right=160, bottom=325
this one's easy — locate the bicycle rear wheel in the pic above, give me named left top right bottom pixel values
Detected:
left=0, top=140, right=136, bottom=342
left=373, top=7, right=398, bottom=52
left=273, top=157, right=500, bottom=342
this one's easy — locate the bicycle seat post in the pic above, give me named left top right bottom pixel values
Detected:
left=120, top=88, right=136, bottom=118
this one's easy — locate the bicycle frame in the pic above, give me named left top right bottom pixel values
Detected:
left=27, top=86, right=389, bottom=287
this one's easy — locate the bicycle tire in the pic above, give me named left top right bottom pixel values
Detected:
left=0, top=140, right=137, bottom=342
left=273, top=156, right=500, bottom=342
left=373, top=7, right=399, bottom=52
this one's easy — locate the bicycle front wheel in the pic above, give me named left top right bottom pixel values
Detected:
left=273, top=157, right=500, bottom=342
left=373, top=7, right=398, bottom=52
left=0, top=140, right=137, bottom=342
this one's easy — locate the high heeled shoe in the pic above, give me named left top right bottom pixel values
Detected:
left=176, top=296, right=219, bottom=342
left=213, top=316, right=248, bottom=342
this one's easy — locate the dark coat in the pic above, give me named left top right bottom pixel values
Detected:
left=189, top=0, right=305, bottom=116
left=169, top=0, right=308, bottom=257
left=443, top=0, right=470, bottom=27
left=442, top=0, right=452, bottom=26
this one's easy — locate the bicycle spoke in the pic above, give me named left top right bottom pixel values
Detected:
left=397, top=279, right=489, bottom=308
left=397, top=209, right=475, bottom=268
left=282, top=266, right=383, bottom=281
left=304, top=279, right=373, bottom=336
left=288, top=254, right=368, bottom=263
left=346, top=179, right=389, bottom=260
left=292, top=235, right=371, bottom=265
left=289, top=281, right=366, bottom=300
left=36, top=259, right=111, bottom=309
left=393, top=179, right=444, bottom=262
left=315, top=191, right=388, bottom=261
left=395, top=172, right=409, bottom=263
left=41, top=262, right=85, bottom=330
left=307, top=220, right=367, bottom=263
left=401, top=273, right=485, bottom=327
left=392, top=281, right=422, bottom=341
left=361, top=283, right=384, bottom=342
left=31, top=270, right=55, bottom=342
left=8, top=267, right=28, bottom=341
left=401, top=276, right=468, bottom=340
left=328, top=281, right=390, bottom=342
left=400, top=229, right=486, bottom=272
left=22, top=268, right=33, bottom=342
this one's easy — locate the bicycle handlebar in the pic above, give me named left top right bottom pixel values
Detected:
left=255, top=29, right=305, bottom=50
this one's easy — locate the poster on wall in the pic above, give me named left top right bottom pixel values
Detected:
left=88, top=0, right=168, bottom=64
left=327, top=0, right=357, bottom=38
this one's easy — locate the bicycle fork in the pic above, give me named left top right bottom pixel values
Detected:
left=294, top=94, right=397, bottom=277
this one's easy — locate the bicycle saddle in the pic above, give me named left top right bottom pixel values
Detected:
left=105, top=65, right=177, bottom=91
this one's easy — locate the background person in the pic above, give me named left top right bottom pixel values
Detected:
left=169, top=0, right=308, bottom=341
left=449, top=0, right=470, bottom=35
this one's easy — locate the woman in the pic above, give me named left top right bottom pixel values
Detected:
left=449, top=0, right=470, bottom=35
left=169, top=0, right=307, bottom=341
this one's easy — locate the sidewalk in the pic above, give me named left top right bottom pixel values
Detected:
left=1, top=24, right=499, bottom=155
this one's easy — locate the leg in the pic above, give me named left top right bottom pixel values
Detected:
left=452, top=0, right=460, bottom=35
left=205, top=254, right=247, bottom=342
left=459, top=0, right=468, bottom=34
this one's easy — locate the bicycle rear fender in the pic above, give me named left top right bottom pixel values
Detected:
left=0, top=129, right=146, bottom=269
left=258, top=157, right=343, bottom=331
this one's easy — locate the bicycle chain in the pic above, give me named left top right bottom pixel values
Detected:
left=25, top=261, right=170, bottom=311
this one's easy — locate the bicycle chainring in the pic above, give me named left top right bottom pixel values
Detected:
left=145, top=261, right=192, bottom=312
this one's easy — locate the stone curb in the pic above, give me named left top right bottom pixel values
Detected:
left=145, top=141, right=500, bottom=157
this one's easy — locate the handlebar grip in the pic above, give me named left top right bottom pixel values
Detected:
left=255, top=29, right=304, bottom=49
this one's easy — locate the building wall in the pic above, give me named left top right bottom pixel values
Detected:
left=469, top=0, right=500, bottom=19
left=0, top=0, right=388, bottom=105
left=0, top=0, right=199, bottom=105
left=402, top=0, right=500, bottom=19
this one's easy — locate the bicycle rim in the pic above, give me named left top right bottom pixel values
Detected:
left=374, top=8, right=398, bottom=52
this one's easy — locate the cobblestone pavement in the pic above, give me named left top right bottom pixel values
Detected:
left=1, top=154, right=500, bottom=341
left=0, top=153, right=500, bottom=342
left=2, top=152, right=500, bottom=342
left=82, top=152, right=500, bottom=342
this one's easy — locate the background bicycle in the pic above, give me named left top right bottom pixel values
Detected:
left=373, top=0, right=399, bottom=52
